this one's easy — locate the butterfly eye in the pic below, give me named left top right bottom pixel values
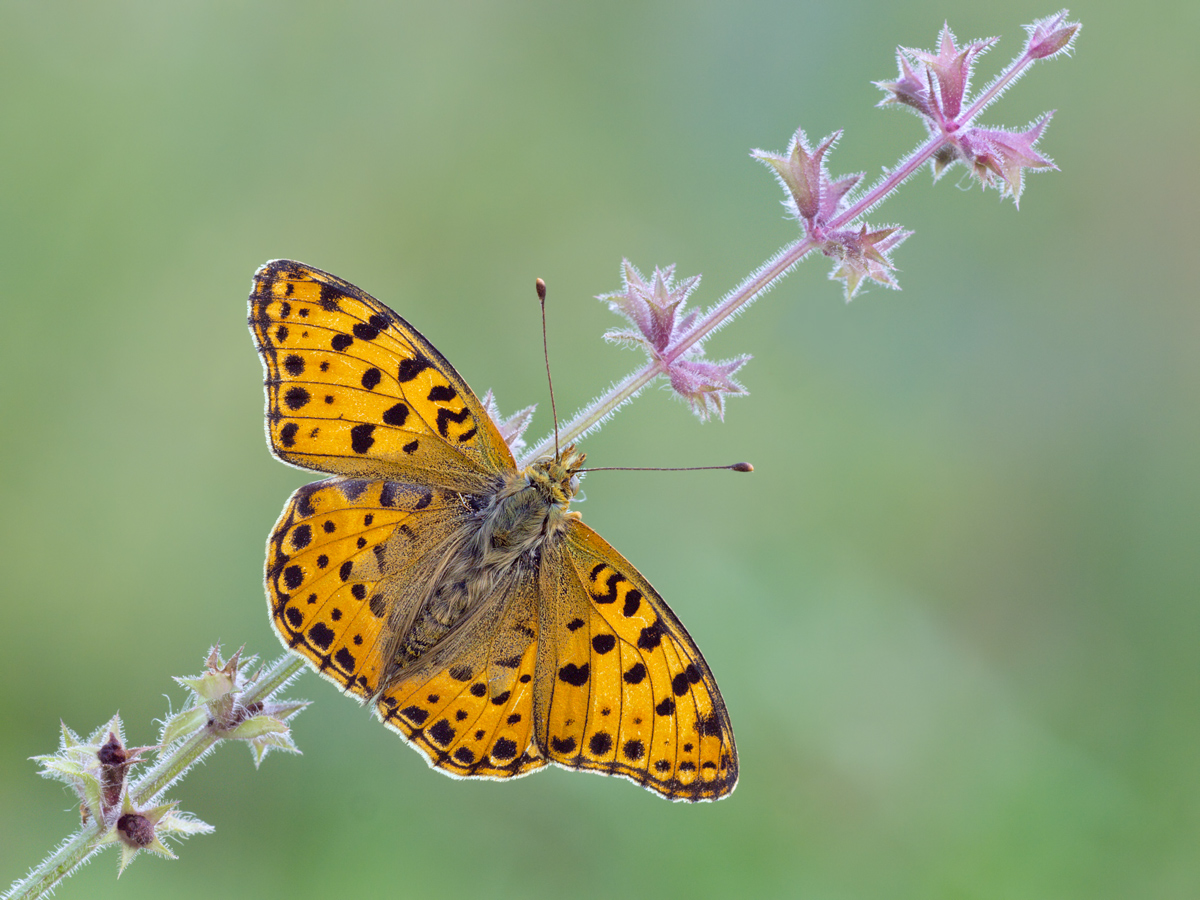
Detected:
left=569, top=474, right=581, bottom=495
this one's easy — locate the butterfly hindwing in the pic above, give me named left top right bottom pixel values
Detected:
left=376, top=576, right=546, bottom=780
left=537, top=521, right=738, bottom=802
left=266, top=476, right=468, bottom=699
left=249, top=259, right=513, bottom=486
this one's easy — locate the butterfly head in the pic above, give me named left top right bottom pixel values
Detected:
left=524, top=443, right=586, bottom=509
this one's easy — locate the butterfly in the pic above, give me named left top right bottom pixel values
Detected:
left=248, top=260, right=737, bottom=801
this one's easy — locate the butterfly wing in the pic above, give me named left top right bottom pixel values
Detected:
left=267, top=471, right=547, bottom=781
left=535, top=521, right=738, bottom=802
left=375, top=573, right=547, bottom=781
left=248, top=259, right=514, bottom=488
left=266, top=476, right=473, bottom=698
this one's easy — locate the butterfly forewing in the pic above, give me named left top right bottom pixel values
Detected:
left=249, top=260, right=513, bottom=485
left=537, top=522, right=738, bottom=802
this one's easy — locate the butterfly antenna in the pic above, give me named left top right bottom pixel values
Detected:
left=581, top=462, right=754, bottom=473
left=537, top=277, right=561, bottom=459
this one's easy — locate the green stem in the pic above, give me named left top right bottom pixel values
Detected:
left=4, top=824, right=107, bottom=900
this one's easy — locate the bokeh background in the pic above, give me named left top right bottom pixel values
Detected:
left=2, top=2, right=1195, bottom=898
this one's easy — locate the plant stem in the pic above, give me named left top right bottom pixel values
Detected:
left=4, top=824, right=106, bottom=900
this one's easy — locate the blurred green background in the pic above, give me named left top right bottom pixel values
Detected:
left=2, top=1, right=1195, bottom=898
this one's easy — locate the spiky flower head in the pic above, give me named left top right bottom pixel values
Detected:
left=100, top=793, right=213, bottom=876
left=753, top=130, right=861, bottom=231
left=481, top=390, right=536, bottom=456
left=32, top=713, right=213, bottom=876
left=164, top=645, right=306, bottom=767
left=754, top=129, right=910, bottom=300
left=598, top=260, right=749, bottom=420
left=876, top=18, right=1070, bottom=206
left=1024, top=10, right=1081, bottom=60
left=32, top=715, right=153, bottom=827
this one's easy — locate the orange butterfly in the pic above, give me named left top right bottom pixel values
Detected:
left=248, top=260, right=737, bottom=801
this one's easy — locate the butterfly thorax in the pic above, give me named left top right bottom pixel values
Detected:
left=396, top=446, right=586, bottom=663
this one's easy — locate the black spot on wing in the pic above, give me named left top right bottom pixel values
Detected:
left=318, top=283, right=345, bottom=310
left=308, top=623, right=334, bottom=651
left=397, top=354, right=431, bottom=382
left=382, top=403, right=408, bottom=426
left=353, top=322, right=381, bottom=341
left=436, top=406, right=472, bottom=438
left=591, top=634, right=616, bottom=654
left=283, top=390, right=312, bottom=419
left=290, top=525, right=312, bottom=549
left=295, top=486, right=317, bottom=517
left=341, top=479, right=370, bottom=501
left=400, top=705, right=428, bottom=726
left=591, top=572, right=621, bottom=604
left=637, top=619, right=663, bottom=650
left=622, top=663, right=646, bottom=684
left=427, top=719, right=455, bottom=746
left=350, top=424, right=375, bottom=454
left=558, top=663, right=589, bottom=686
left=588, top=732, right=612, bottom=755
left=491, top=738, right=518, bottom=760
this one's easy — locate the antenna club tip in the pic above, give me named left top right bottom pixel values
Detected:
left=535, top=278, right=547, bottom=301
left=732, top=462, right=753, bottom=473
